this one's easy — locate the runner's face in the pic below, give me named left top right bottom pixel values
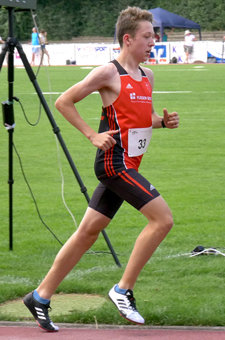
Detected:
left=130, top=21, right=155, bottom=62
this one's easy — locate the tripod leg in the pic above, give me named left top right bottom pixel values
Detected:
left=0, top=8, right=17, bottom=251
left=1, top=39, right=15, bottom=251
left=15, top=40, right=121, bottom=267
left=8, top=129, right=14, bottom=250
left=2, top=101, right=15, bottom=251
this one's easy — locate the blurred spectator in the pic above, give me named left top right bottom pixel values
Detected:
left=154, top=29, right=160, bottom=42
left=30, top=27, right=39, bottom=66
left=39, top=29, right=50, bottom=66
left=184, top=30, right=196, bottom=63
left=162, top=28, right=174, bottom=42
left=0, top=36, right=5, bottom=44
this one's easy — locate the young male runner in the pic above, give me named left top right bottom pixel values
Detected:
left=23, top=6, right=179, bottom=331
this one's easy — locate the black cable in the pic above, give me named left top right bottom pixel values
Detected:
left=35, top=61, right=42, bottom=77
left=86, top=250, right=120, bottom=255
left=13, top=142, right=64, bottom=246
left=13, top=96, right=41, bottom=126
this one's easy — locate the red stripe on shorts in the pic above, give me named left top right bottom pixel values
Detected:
left=122, top=170, right=154, bottom=197
left=118, top=172, right=135, bottom=186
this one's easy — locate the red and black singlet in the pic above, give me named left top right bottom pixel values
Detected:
left=94, top=59, right=153, bottom=178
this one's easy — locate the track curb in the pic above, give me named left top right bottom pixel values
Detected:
left=0, top=321, right=225, bottom=331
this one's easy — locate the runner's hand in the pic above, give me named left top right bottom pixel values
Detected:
left=90, top=130, right=119, bottom=151
left=163, top=108, right=179, bottom=129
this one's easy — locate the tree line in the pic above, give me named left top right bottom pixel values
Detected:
left=0, top=0, right=225, bottom=41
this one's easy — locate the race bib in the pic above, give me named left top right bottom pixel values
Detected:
left=128, top=126, right=152, bottom=157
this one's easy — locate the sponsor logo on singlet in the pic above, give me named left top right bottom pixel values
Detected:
left=126, top=83, right=133, bottom=89
left=130, top=93, right=136, bottom=100
left=137, top=95, right=152, bottom=101
left=129, top=92, right=151, bottom=102
left=145, top=82, right=151, bottom=93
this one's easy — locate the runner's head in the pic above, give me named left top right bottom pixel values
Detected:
left=116, top=7, right=153, bottom=48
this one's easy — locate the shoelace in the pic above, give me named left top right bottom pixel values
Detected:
left=40, top=304, right=56, bottom=329
left=43, top=303, right=52, bottom=317
left=126, top=294, right=137, bottom=311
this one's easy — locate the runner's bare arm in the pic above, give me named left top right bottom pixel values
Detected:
left=55, top=64, right=119, bottom=150
left=143, top=67, right=163, bottom=128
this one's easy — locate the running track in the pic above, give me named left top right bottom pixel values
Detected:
left=0, top=322, right=225, bottom=340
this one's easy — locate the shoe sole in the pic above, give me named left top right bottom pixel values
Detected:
left=108, top=294, right=144, bottom=325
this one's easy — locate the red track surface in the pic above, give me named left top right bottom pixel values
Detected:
left=1, top=322, right=225, bottom=340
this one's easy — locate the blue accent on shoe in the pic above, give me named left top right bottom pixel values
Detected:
left=33, top=289, right=50, bottom=305
left=115, top=284, right=127, bottom=294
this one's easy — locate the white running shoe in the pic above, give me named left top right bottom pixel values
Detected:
left=108, top=284, right=145, bottom=324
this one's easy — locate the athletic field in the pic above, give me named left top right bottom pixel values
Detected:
left=0, top=63, right=224, bottom=326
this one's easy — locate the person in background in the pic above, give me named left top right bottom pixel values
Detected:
left=162, top=28, right=174, bottom=42
left=39, top=29, right=50, bottom=66
left=30, top=27, right=39, bottom=66
left=184, top=30, right=196, bottom=63
left=222, top=36, right=225, bottom=62
left=154, top=28, right=160, bottom=42
left=23, top=6, right=179, bottom=332
left=0, top=36, right=5, bottom=44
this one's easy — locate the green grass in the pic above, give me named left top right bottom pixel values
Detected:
left=0, top=63, right=225, bottom=326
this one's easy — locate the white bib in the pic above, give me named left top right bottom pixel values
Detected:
left=128, top=126, right=152, bottom=157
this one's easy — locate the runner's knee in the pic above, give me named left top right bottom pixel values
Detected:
left=146, top=210, right=174, bottom=233
left=150, top=214, right=173, bottom=235
left=161, top=213, right=174, bottom=232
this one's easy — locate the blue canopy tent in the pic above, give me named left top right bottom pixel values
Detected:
left=149, top=7, right=201, bottom=41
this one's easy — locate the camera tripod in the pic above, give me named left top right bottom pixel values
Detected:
left=0, top=7, right=121, bottom=267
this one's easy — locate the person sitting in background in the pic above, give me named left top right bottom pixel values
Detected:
left=184, top=30, right=196, bottom=63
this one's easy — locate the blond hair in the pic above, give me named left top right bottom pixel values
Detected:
left=116, top=7, right=153, bottom=48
